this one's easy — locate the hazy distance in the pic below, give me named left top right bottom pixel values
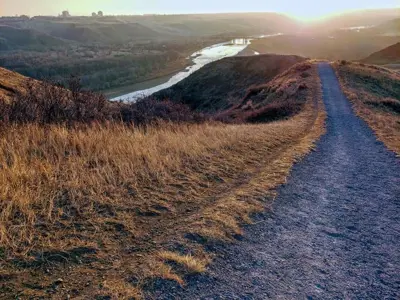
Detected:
left=1, top=0, right=399, bottom=20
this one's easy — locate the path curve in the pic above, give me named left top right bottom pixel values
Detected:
left=150, top=63, right=400, bottom=299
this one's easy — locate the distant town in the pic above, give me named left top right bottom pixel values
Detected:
left=0, top=10, right=106, bottom=20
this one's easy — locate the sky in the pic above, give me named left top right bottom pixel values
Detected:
left=1, top=0, right=399, bottom=20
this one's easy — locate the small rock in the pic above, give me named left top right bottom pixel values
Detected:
left=54, top=278, right=64, bottom=285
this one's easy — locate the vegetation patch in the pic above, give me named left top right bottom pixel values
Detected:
left=333, top=61, right=400, bottom=155
left=0, top=61, right=325, bottom=298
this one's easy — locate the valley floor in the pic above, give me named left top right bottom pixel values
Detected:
left=147, top=63, right=400, bottom=299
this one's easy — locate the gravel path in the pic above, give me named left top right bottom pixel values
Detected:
left=150, top=63, right=400, bottom=299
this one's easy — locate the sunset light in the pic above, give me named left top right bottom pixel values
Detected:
left=1, top=0, right=399, bottom=19
left=1, top=0, right=399, bottom=298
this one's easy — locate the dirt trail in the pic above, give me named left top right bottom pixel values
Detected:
left=148, top=63, right=400, bottom=299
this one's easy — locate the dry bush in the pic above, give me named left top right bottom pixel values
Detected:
left=245, top=100, right=304, bottom=123
left=333, top=61, right=400, bottom=155
left=0, top=77, right=202, bottom=127
left=119, top=98, right=205, bottom=125
left=0, top=77, right=110, bottom=124
left=213, top=62, right=313, bottom=123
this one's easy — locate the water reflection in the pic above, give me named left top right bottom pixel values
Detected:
left=230, top=38, right=252, bottom=45
left=111, top=34, right=282, bottom=102
left=112, top=41, right=250, bottom=102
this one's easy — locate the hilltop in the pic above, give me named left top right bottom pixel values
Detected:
left=360, top=42, right=400, bottom=65
left=366, top=18, right=400, bottom=36
left=0, top=13, right=298, bottom=46
left=306, top=8, right=400, bottom=33
left=248, top=34, right=400, bottom=61
left=154, top=54, right=305, bottom=114
left=0, top=56, right=325, bottom=298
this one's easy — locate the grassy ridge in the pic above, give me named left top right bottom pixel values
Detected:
left=360, top=42, right=400, bottom=65
left=333, top=61, right=400, bottom=155
left=154, top=55, right=306, bottom=113
left=0, top=68, right=30, bottom=101
left=249, top=34, right=400, bottom=61
left=0, top=62, right=325, bottom=298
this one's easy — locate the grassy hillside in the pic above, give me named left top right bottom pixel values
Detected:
left=0, top=25, right=66, bottom=50
left=0, top=38, right=221, bottom=91
left=1, top=13, right=298, bottom=45
left=154, top=54, right=306, bottom=113
left=249, top=34, right=400, bottom=61
left=0, top=12, right=299, bottom=92
left=306, top=8, right=400, bottom=33
left=365, top=18, right=400, bottom=36
left=1, top=11, right=398, bottom=93
left=360, top=42, right=400, bottom=65
left=0, top=67, right=29, bottom=101
left=0, top=19, right=162, bottom=46
left=0, top=59, right=325, bottom=298
left=45, top=22, right=162, bottom=43
left=333, top=61, right=400, bottom=155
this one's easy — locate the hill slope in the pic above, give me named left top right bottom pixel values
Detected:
left=249, top=34, right=400, bottom=61
left=0, top=67, right=28, bottom=100
left=0, top=25, right=66, bottom=50
left=46, top=22, right=162, bottom=43
left=361, top=42, right=400, bottom=65
left=0, top=60, right=325, bottom=298
left=333, top=61, right=400, bottom=154
left=368, top=18, right=400, bottom=36
left=154, top=54, right=306, bottom=113
left=307, top=8, right=400, bottom=33
left=0, top=13, right=299, bottom=43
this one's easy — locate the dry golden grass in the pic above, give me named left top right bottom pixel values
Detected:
left=159, top=251, right=209, bottom=274
left=0, top=68, right=29, bottom=102
left=333, top=61, right=400, bottom=155
left=0, top=62, right=325, bottom=299
left=101, top=279, right=143, bottom=300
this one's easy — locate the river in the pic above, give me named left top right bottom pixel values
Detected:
left=111, top=35, right=282, bottom=102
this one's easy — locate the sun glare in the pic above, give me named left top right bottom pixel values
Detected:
left=1, top=0, right=399, bottom=17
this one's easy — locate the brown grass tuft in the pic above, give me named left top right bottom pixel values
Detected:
left=159, top=251, right=210, bottom=274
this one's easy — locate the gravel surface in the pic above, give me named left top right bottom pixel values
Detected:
left=148, top=63, right=400, bottom=299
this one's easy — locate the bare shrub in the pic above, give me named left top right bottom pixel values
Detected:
left=1, top=77, right=110, bottom=125
left=119, top=98, right=205, bottom=126
left=245, top=100, right=304, bottom=123
left=0, top=77, right=206, bottom=127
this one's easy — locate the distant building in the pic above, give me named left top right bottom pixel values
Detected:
left=61, top=10, right=71, bottom=18
left=98, top=11, right=104, bottom=17
left=0, top=16, right=30, bottom=22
